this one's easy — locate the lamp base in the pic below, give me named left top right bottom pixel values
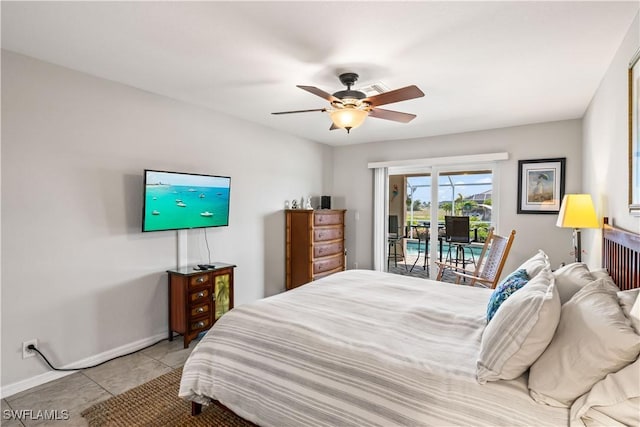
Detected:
left=573, top=228, right=582, bottom=263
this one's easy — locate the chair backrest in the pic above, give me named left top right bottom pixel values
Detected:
left=388, top=215, right=399, bottom=235
left=445, top=216, right=470, bottom=243
left=413, top=224, right=428, bottom=241
left=472, top=227, right=516, bottom=288
left=388, top=215, right=404, bottom=240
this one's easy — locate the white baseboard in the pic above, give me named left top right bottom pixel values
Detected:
left=1, top=332, right=168, bottom=399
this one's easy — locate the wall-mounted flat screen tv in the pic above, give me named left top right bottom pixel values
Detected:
left=142, top=169, right=231, bottom=232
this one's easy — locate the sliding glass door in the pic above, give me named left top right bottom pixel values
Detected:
left=387, top=167, right=497, bottom=278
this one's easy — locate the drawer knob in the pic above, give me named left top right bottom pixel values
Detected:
left=197, top=307, right=205, bottom=313
left=196, top=277, right=205, bottom=283
left=197, top=291, right=205, bottom=298
left=195, top=321, right=205, bottom=328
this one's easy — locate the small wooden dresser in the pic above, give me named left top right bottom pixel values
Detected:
left=285, top=209, right=346, bottom=290
left=167, top=263, right=235, bottom=348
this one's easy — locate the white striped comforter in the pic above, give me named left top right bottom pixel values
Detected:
left=179, top=269, right=568, bottom=426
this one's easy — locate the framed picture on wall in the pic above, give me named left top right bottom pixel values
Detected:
left=517, top=158, right=566, bottom=214
left=629, top=47, right=640, bottom=216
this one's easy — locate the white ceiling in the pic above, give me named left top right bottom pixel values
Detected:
left=2, top=1, right=638, bottom=146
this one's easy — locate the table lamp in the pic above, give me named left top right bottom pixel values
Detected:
left=556, top=194, right=599, bottom=262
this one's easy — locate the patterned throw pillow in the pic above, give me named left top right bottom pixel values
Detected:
left=486, top=269, right=530, bottom=322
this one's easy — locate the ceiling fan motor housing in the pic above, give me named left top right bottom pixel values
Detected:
left=338, top=72, right=359, bottom=87
left=333, top=72, right=367, bottom=102
left=332, top=90, right=367, bottom=100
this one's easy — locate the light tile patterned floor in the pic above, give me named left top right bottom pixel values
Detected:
left=2, top=338, right=197, bottom=426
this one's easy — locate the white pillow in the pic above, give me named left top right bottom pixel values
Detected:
left=618, top=289, right=640, bottom=334
left=589, top=268, right=611, bottom=280
left=528, top=278, right=640, bottom=407
left=517, top=250, right=551, bottom=279
left=576, top=400, right=640, bottom=427
left=552, top=263, right=595, bottom=304
left=477, top=269, right=560, bottom=383
left=570, top=358, right=640, bottom=427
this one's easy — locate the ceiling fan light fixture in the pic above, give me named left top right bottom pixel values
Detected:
left=329, top=107, right=368, bottom=133
left=272, top=72, right=424, bottom=133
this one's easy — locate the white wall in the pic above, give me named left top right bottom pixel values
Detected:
left=332, top=119, right=583, bottom=274
left=583, top=12, right=640, bottom=266
left=1, top=51, right=331, bottom=390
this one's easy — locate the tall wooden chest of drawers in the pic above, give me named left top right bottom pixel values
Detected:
left=167, top=263, right=235, bottom=348
left=285, top=209, right=346, bottom=290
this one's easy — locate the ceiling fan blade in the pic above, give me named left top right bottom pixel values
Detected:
left=271, top=108, right=326, bottom=115
left=297, top=85, right=341, bottom=103
left=364, top=85, right=424, bottom=107
left=369, top=108, right=416, bottom=123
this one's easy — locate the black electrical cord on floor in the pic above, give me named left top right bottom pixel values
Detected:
left=27, top=335, right=180, bottom=372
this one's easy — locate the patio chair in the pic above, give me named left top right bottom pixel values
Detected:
left=409, top=224, right=429, bottom=272
left=435, top=227, right=516, bottom=288
left=443, top=216, right=476, bottom=269
left=387, top=215, right=407, bottom=270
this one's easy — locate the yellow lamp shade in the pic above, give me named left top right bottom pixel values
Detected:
left=556, top=194, right=598, bottom=229
left=329, top=107, right=368, bottom=130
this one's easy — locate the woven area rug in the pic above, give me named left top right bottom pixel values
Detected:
left=81, top=368, right=254, bottom=426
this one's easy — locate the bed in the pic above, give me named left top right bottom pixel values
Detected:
left=179, top=218, right=640, bottom=426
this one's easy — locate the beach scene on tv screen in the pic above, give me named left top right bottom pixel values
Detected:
left=144, top=171, right=230, bottom=231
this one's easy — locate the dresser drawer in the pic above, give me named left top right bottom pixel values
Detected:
left=313, top=254, right=344, bottom=274
left=189, top=274, right=210, bottom=288
left=189, top=288, right=210, bottom=304
left=314, top=241, right=344, bottom=258
left=190, top=303, right=210, bottom=317
left=314, top=227, right=343, bottom=242
left=314, top=212, right=344, bottom=226
left=189, top=317, right=211, bottom=333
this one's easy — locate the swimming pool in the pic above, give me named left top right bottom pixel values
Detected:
left=405, top=239, right=483, bottom=258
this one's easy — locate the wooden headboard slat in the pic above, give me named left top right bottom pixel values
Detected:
left=602, top=217, right=640, bottom=291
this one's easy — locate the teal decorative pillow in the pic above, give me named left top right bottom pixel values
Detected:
left=487, top=269, right=530, bottom=322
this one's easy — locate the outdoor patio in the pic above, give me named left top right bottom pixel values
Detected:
left=387, top=241, right=480, bottom=283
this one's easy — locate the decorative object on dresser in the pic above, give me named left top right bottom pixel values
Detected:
left=285, top=209, right=346, bottom=290
left=167, top=263, right=235, bottom=348
left=556, top=194, right=599, bottom=262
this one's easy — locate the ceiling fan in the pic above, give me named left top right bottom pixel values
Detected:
left=272, top=72, right=425, bottom=133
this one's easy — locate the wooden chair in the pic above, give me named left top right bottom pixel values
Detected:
left=435, top=227, right=516, bottom=289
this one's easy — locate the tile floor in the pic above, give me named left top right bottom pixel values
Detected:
left=2, top=337, right=197, bottom=426
left=388, top=253, right=462, bottom=282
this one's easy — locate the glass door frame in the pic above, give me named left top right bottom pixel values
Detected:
left=371, top=152, right=508, bottom=276
left=426, top=165, right=500, bottom=278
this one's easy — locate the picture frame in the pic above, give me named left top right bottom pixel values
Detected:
left=629, top=47, right=640, bottom=216
left=517, top=158, right=566, bottom=214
